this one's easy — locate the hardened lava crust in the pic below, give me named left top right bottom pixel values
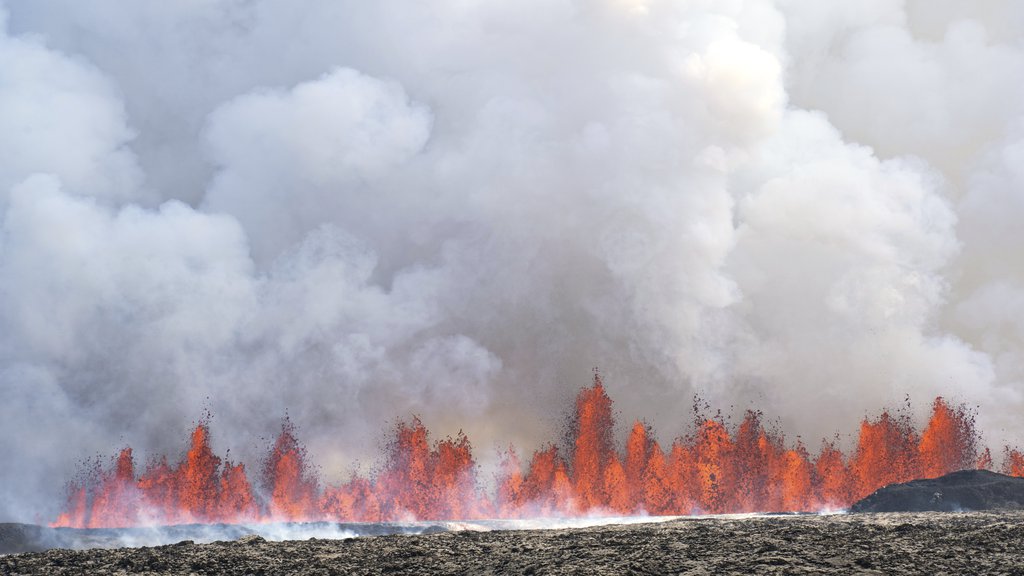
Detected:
left=4, top=512, right=1024, bottom=575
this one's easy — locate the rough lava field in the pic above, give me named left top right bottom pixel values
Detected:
left=5, top=511, right=1024, bottom=575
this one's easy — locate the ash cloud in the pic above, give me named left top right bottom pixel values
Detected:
left=1, top=0, right=1023, bottom=522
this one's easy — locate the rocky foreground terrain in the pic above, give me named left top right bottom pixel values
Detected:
left=3, top=511, right=1024, bottom=575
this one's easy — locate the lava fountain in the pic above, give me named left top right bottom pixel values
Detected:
left=53, top=373, right=1016, bottom=528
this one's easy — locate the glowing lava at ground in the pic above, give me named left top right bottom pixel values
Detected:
left=53, top=375, right=1018, bottom=528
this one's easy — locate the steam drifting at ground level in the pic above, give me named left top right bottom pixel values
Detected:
left=4, top=515, right=691, bottom=554
left=51, top=374, right=1024, bottom=528
left=8, top=512, right=1024, bottom=574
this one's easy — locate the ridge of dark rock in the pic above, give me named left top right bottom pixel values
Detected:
left=850, top=469, right=1024, bottom=513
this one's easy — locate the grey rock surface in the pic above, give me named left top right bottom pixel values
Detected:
left=851, top=469, right=1024, bottom=513
left=5, top=512, right=1024, bottom=575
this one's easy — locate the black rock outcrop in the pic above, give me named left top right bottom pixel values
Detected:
left=850, top=469, right=1024, bottom=513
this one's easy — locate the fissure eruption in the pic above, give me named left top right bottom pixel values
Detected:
left=53, top=374, right=1014, bottom=528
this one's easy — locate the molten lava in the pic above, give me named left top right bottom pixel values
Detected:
left=53, top=374, right=1022, bottom=528
left=263, top=419, right=318, bottom=522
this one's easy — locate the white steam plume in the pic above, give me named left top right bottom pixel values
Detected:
left=1, top=0, right=1023, bottom=522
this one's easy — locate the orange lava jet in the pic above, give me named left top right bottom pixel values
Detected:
left=52, top=374, right=1022, bottom=528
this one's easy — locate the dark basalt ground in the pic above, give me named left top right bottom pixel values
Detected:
left=851, top=469, right=1024, bottom=513
left=0, top=521, right=449, bottom=556
left=5, top=512, right=1024, bottom=575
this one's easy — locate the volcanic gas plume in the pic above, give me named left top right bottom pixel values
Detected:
left=51, top=374, right=1019, bottom=528
left=3, top=2, right=1024, bottom=527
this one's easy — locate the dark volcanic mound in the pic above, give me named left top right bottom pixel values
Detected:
left=851, top=469, right=1024, bottom=513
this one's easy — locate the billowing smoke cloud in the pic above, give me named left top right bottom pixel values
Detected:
left=1, top=0, right=1023, bottom=522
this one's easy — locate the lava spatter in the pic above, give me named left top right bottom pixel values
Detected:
left=54, top=374, right=1015, bottom=527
